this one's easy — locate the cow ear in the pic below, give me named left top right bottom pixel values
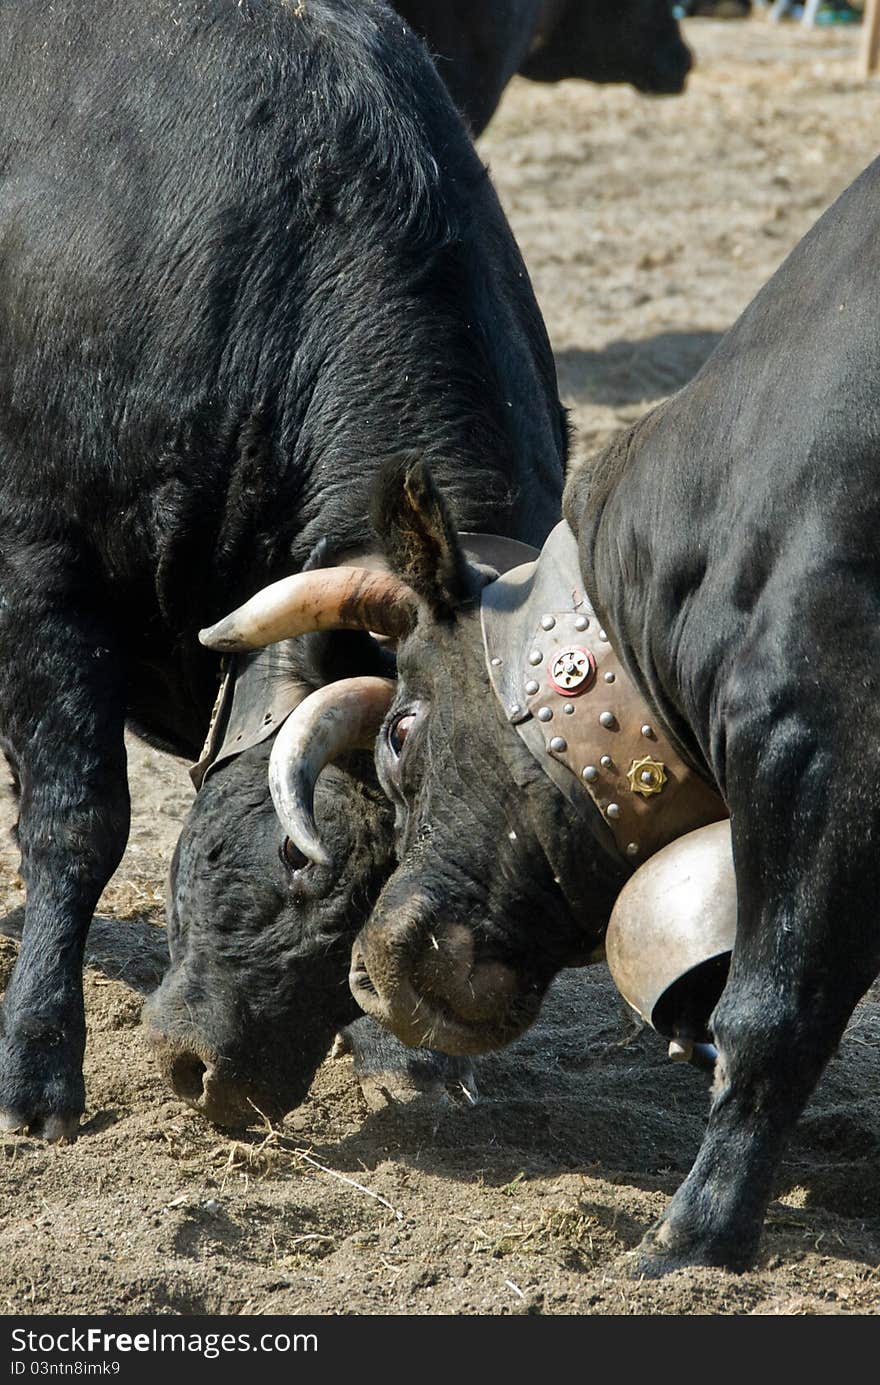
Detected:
left=371, top=455, right=474, bottom=619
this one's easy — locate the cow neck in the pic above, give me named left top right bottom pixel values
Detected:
left=481, top=520, right=728, bottom=867
left=191, top=532, right=542, bottom=792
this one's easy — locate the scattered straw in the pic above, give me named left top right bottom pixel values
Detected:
left=293, top=1149, right=404, bottom=1221
left=201, top=1105, right=406, bottom=1221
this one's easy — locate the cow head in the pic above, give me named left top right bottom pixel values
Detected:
left=349, top=459, right=629, bottom=1052
left=263, top=459, right=626, bottom=1056
left=143, top=525, right=544, bottom=1124
left=142, top=571, right=409, bottom=1128
left=523, top=0, right=693, bottom=97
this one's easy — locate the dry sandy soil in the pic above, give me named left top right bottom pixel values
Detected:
left=2, top=15, right=880, bottom=1320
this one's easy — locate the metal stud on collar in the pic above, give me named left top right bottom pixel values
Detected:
left=627, top=756, right=668, bottom=798
left=518, top=606, right=722, bottom=863
left=548, top=646, right=596, bottom=696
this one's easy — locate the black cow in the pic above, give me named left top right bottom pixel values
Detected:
left=0, top=0, right=566, bottom=1139
left=394, top=0, right=692, bottom=137
left=287, top=155, right=880, bottom=1275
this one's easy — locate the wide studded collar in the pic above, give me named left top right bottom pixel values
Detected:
left=480, top=520, right=728, bottom=866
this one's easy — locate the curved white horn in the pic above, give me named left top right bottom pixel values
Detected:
left=199, top=568, right=416, bottom=652
left=268, top=676, right=396, bottom=866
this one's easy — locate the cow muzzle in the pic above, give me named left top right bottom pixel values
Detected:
left=350, top=911, right=536, bottom=1056
left=145, top=1027, right=286, bottom=1128
left=141, top=987, right=294, bottom=1129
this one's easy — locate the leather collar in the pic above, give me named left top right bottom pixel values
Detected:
left=481, top=521, right=728, bottom=866
left=190, top=646, right=311, bottom=791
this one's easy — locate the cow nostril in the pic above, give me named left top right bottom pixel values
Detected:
left=169, top=1053, right=208, bottom=1102
left=351, top=954, right=378, bottom=997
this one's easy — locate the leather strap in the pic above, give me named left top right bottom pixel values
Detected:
left=190, top=647, right=311, bottom=790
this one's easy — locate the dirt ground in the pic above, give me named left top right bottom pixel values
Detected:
left=2, top=15, right=880, bottom=1319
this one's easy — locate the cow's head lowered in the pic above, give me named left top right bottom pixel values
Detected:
left=233, top=459, right=628, bottom=1058
left=522, top=0, right=693, bottom=98
left=143, top=525, right=546, bottom=1124
left=349, top=459, right=631, bottom=1051
left=142, top=568, right=410, bottom=1127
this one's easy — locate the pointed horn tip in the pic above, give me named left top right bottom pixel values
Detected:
left=301, top=839, right=333, bottom=869
left=198, top=624, right=241, bottom=651
left=284, top=817, right=334, bottom=867
left=270, top=675, right=395, bottom=871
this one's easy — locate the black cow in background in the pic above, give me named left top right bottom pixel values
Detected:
left=0, top=0, right=566, bottom=1139
left=394, top=0, right=692, bottom=136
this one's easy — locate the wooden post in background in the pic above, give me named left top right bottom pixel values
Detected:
left=861, top=0, right=880, bottom=77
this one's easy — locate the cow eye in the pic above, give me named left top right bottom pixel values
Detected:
left=388, top=711, right=416, bottom=758
left=280, top=837, right=309, bottom=872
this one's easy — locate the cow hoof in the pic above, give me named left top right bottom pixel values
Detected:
left=356, top=1071, right=451, bottom=1112
left=355, top=1063, right=479, bottom=1112
left=616, top=1221, right=752, bottom=1279
left=0, top=1017, right=85, bottom=1143
left=452, top=1069, right=479, bottom=1107
left=613, top=1219, right=700, bottom=1280
left=615, top=1243, right=686, bottom=1281
left=0, top=1108, right=27, bottom=1134
left=333, top=1018, right=479, bottom=1112
left=0, top=1107, right=79, bottom=1142
left=30, top=1112, right=79, bottom=1142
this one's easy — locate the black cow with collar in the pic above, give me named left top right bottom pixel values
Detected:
left=0, top=0, right=566, bottom=1138
left=328, top=155, right=880, bottom=1273
left=394, top=0, right=692, bottom=137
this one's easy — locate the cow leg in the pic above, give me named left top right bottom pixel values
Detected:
left=626, top=775, right=880, bottom=1275
left=0, top=580, right=129, bottom=1139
